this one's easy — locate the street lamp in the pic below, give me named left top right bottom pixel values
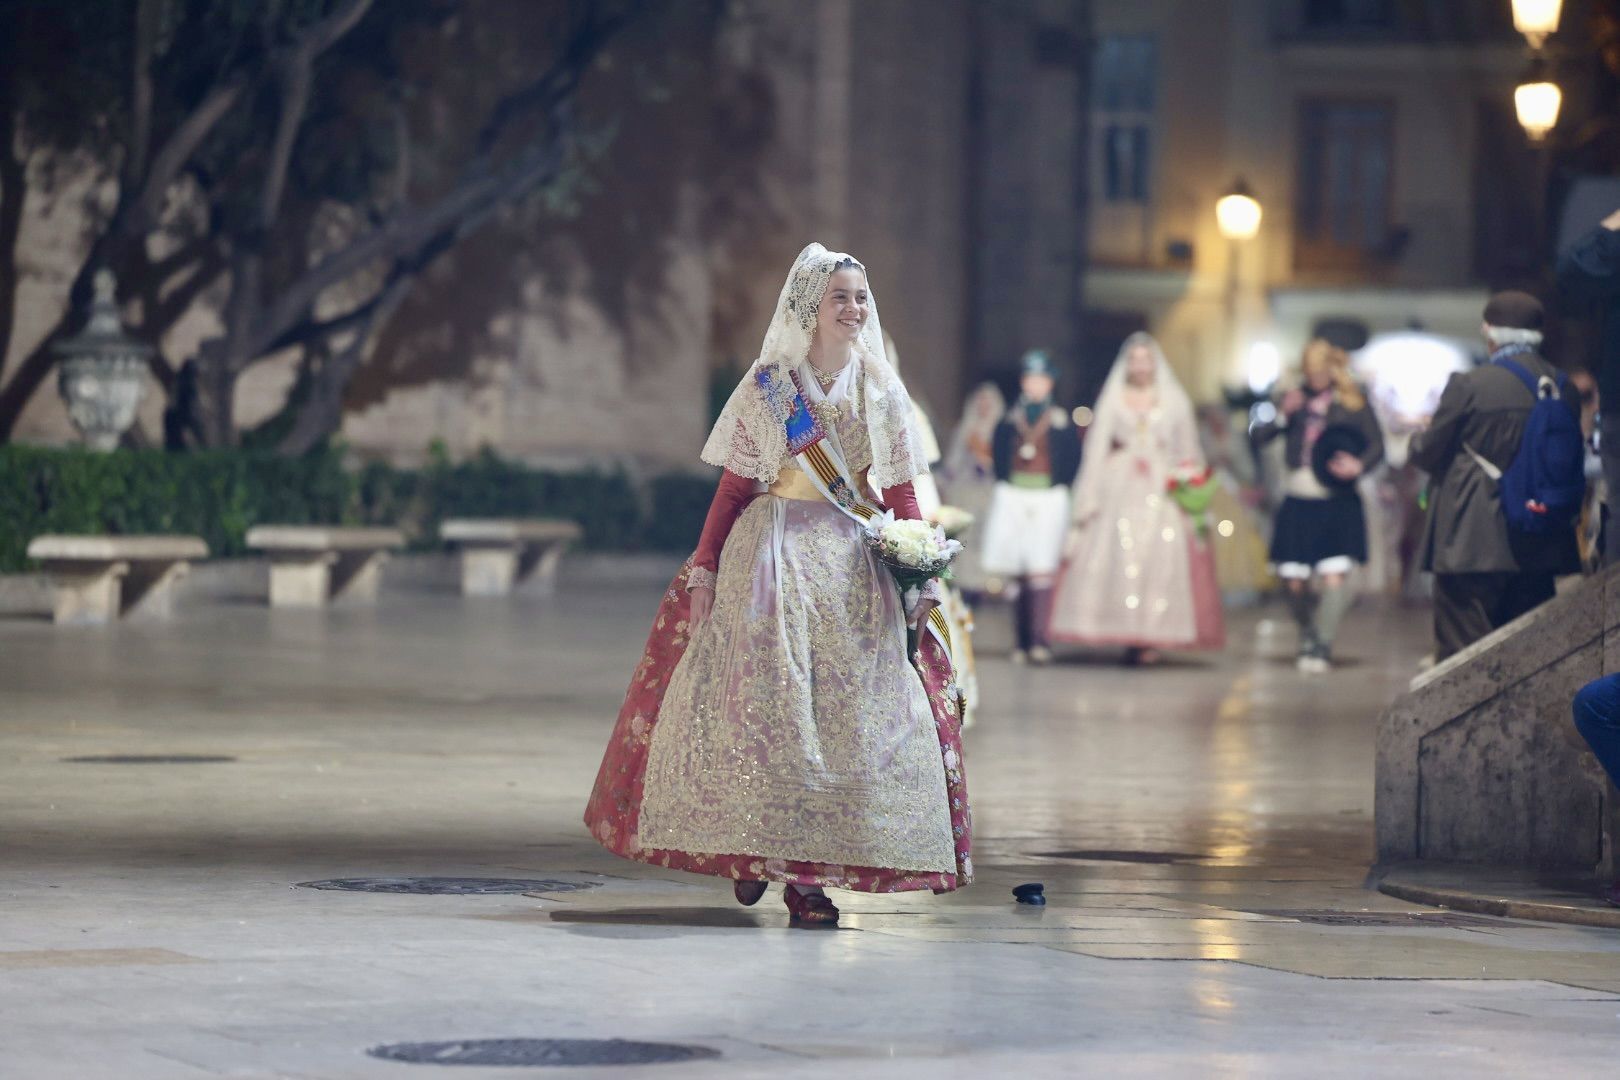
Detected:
left=1216, top=179, right=1262, bottom=392
left=1216, top=179, right=1263, bottom=241
left=1511, top=0, right=1563, bottom=51
left=53, top=269, right=153, bottom=452
left=1515, top=77, right=1563, bottom=142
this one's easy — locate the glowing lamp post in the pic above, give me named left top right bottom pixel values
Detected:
left=1216, top=179, right=1262, bottom=390
left=1511, top=0, right=1563, bottom=51
left=1514, top=74, right=1562, bottom=143
left=1216, top=180, right=1263, bottom=241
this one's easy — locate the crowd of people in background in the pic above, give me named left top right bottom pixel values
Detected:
left=932, top=280, right=1600, bottom=679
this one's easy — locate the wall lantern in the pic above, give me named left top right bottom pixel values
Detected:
left=1511, top=0, right=1563, bottom=51
left=1216, top=179, right=1262, bottom=241
left=1515, top=61, right=1563, bottom=142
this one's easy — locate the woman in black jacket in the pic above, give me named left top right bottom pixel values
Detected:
left=1255, top=339, right=1385, bottom=673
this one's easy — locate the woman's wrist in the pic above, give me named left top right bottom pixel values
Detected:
left=686, top=565, right=717, bottom=591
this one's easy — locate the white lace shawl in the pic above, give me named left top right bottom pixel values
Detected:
left=700, top=244, right=931, bottom=490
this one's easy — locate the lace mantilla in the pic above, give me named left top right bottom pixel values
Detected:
left=701, top=243, right=930, bottom=489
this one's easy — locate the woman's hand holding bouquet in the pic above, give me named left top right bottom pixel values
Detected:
left=862, top=511, right=963, bottom=628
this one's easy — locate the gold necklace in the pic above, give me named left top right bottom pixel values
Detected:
left=810, top=363, right=845, bottom=388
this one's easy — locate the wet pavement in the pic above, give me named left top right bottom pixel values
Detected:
left=2, top=580, right=1616, bottom=1078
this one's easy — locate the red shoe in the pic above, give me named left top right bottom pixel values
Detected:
left=783, top=887, right=839, bottom=925
left=733, top=880, right=768, bottom=906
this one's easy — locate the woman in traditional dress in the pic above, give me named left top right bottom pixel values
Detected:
left=1048, top=332, right=1225, bottom=663
left=584, top=244, right=971, bottom=926
left=938, top=382, right=1006, bottom=599
left=1255, top=339, right=1384, bottom=673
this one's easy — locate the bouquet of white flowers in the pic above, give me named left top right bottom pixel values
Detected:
left=862, top=510, right=963, bottom=609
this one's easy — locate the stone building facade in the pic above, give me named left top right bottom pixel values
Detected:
left=1081, top=0, right=1530, bottom=402
left=5, top=0, right=1094, bottom=475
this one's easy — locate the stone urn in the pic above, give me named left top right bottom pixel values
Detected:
left=54, top=269, right=154, bottom=451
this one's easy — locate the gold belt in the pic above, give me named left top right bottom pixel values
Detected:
left=769, top=464, right=870, bottom=502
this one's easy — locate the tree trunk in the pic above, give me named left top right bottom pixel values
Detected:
left=193, top=341, right=239, bottom=448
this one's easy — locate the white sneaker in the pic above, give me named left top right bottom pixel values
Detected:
left=1296, top=654, right=1329, bottom=675
left=1029, top=646, right=1054, bottom=665
left=1010, top=649, right=1028, bottom=665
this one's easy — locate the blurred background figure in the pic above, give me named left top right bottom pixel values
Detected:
left=1197, top=404, right=1273, bottom=605
left=884, top=333, right=945, bottom=518
left=939, top=382, right=1008, bottom=601
left=981, top=351, right=1081, bottom=664
left=890, top=332, right=983, bottom=720
left=1255, top=340, right=1384, bottom=673
left=1049, top=332, right=1224, bottom=665
left=1353, top=329, right=1474, bottom=600
left=1410, top=292, right=1582, bottom=662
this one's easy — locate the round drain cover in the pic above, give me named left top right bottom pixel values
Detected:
left=63, top=755, right=236, bottom=764
left=296, top=877, right=596, bottom=895
left=366, top=1038, right=719, bottom=1067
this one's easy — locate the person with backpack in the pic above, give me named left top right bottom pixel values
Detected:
left=1410, top=291, right=1585, bottom=661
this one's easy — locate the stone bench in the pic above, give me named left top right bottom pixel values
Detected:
left=441, top=518, right=583, bottom=596
left=246, top=526, right=405, bottom=608
left=26, top=534, right=209, bottom=625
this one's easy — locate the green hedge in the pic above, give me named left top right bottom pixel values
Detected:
left=0, top=444, right=714, bottom=573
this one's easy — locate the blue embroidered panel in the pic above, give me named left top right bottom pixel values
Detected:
left=755, top=366, right=824, bottom=454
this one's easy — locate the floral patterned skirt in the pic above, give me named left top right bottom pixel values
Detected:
left=583, top=498, right=973, bottom=894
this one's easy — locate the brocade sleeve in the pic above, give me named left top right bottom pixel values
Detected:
left=688, top=469, right=757, bottom=589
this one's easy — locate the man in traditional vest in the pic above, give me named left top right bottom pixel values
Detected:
left=980, top=349, right=1083, bottom=664
left=1410, top=291, right=1582, bottom=661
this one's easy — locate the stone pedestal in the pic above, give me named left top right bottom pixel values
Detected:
left=1377, top=567, right=1620, bottom=878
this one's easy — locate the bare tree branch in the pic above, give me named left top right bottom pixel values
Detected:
left=125, top=0, right=162, bottom=187
left=389, top=99, right=411, bottom=208
left=0, top=78, right=26, bottom=390
left=248, top=6, right=623, bottom=358
left=276, top=266, right=416, bottom=455
left=261, top=0, right=376, bottom=227
left=128, top=77, right=252, bottom=238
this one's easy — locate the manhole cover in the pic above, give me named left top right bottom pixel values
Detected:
left=63, top=755, right=236, bottom=764
left=366, top=1038, right=720, bottom=1067
left=296, top=877, right=597, bottom=895
left=1031, top=849, right=1209, bottom=864
left=1245, top=909, right=1522, bottom=928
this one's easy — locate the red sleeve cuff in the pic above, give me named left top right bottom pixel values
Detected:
left=880, top=480, right=923, bottom=521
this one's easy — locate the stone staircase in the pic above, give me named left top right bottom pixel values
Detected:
left=1376, top=566, right=1620, bottom=877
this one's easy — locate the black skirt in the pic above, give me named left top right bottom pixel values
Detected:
left=1269, top=494, right=1368, bottom=566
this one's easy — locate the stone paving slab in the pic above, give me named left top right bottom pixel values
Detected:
left=3, top=589, right=1619, bottom=1077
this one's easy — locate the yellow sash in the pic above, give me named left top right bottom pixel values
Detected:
left=770, top=464, right=870, bottom=503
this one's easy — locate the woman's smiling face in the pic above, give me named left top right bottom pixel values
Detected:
left=816, top=267, right=869, bottom=344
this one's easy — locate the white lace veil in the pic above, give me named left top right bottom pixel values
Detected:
left=701, top=243, right=929, bottom=488
left=944, top=382, right=1006, bottom=478
left=1072, top=331, right=1201, bottom=521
